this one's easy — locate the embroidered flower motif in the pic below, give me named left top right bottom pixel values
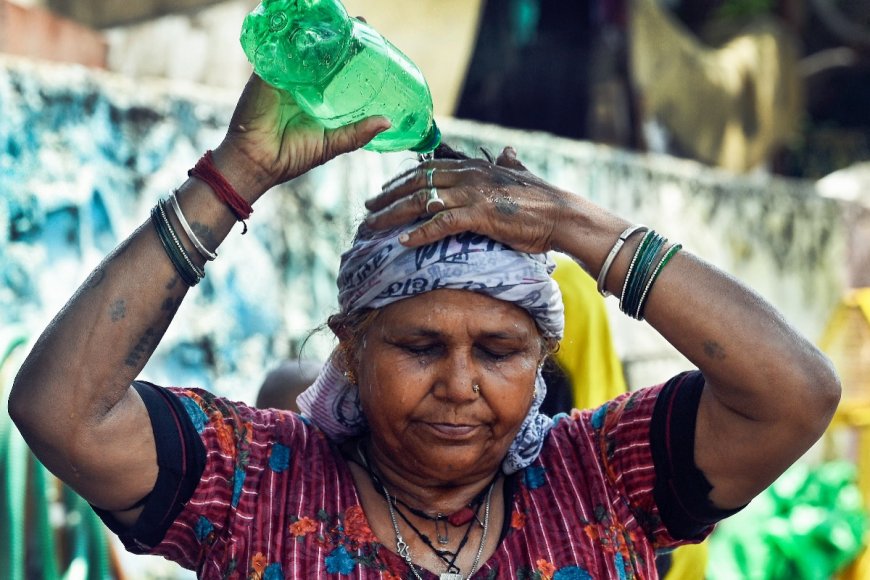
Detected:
left=269, top=442, right=291, bottom=473
left=180, top=397, right=208, bottom=433
left=232, top=467, right=246, bottom=507
left=344, top=505, right=377, bottom=543
left=263, top=563, right=283, bottom=580
left=511, top=511, right=527, bottom=530
left=289, top=516, right=318, bottom=537
left=524, top=465, right=547, bottom=490
left=251, top=552, right=267, bottom=574
left=536, top=558, right=556, bottom=580
left=553, top=566, right=593, bottom=580
left=214, top=420, right=236, bottom=456
left=193, top=516, right=214, bottom=542
left=383, top=572, right=403, bottom=580
left=325, top=545, right=356, bottom=574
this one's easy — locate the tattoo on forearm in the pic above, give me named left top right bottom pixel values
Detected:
left=85, top=267, right=106, bottom=290
left=110, top=299, right=127, bottom=322
left=125, top=328, right=157, bottom=367
left=161, top=296, right=184, bottom=319
left=191, top=222, right=218, bottom=251
left=703, top=340, right=727, bottom=360
left=165, top=275, right=180, bottom=290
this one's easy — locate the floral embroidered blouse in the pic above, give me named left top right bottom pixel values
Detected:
left=96, top=371, right=736, bottom=579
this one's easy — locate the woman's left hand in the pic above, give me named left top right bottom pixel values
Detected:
left=364, top=148, right=575, bottom=253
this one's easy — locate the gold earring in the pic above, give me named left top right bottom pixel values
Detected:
left=344, top=369, right=358, bottom=385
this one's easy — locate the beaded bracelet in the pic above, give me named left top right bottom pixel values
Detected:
left=596, top=225, right=648, bottom=297
left=168, top=191, right=217, bottom=261
left=635, top=243, right=683, bottom=320
left=151, top=200, right=204, bottom=287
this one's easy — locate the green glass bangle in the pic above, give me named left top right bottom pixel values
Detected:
left=621, top=231, right=665, bottom=317
left=625, top=232, right=666, bottom=317
left=636, top=243, right=683, bottom=320
left=619, top=230, right=655, bottom=312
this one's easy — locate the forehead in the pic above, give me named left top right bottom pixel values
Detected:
left=376, top=289, right=540, bottom=336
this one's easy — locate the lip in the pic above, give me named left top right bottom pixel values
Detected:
left=423, top=422, right=481, bottom=440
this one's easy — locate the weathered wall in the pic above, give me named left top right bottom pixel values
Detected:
left=0, top=56, right=849, bottom=402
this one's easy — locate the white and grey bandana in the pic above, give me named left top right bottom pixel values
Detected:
left=297, top=221, right=565, bottom=474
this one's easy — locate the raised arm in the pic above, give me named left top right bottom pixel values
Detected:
left=364, top=148, right=841, bottom=510
left=8, top=75, right=389, bottom=525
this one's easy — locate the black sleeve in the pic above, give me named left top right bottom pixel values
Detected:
left=650, top=371, right=746, bottom=540
left=91, top=381, right=206, bottom=552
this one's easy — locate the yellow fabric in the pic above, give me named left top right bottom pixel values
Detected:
left=665, top=541, right=709, bottom=580
left=550, top=255, right=627, bottom=409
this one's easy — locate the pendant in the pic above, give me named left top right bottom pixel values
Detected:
left=435, top=516, right=449, bottom=545
left=439, top=574, right=463, bottom=580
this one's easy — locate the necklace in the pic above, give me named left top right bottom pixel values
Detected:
left=384, top=482, right=492, bottom=580
left=392, top=492, right=478, bottom=574
left=355, top=441, right=493, bottom=580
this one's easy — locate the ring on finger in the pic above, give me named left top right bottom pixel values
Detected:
left=425, top=187, right=446, bottom=214
left=426, top=167, right=436, bottom=190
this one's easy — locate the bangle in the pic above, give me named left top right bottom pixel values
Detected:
left=636, top=243, right=682, bottom=320
left=622, top=231, right=666, bottom=316
left=189, top=150, right=254, bottom=234
left=151, top=200, right=204, bottom=286
left=619, top=229, right=655, bottom=310
left=597, top=225, right=648, bottom=297
left=168, top=191, right=218, bottom=261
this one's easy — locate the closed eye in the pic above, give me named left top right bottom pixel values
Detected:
left=475, top=346, right=516, bottom=362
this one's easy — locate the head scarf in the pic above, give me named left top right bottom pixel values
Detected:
left=297, top=221, right=565, bottom=473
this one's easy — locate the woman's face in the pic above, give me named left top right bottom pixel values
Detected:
left=352, top=289, right=543, bottom=484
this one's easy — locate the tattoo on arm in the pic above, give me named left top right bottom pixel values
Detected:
left=191, top=222, right=218, bottom=251
left=703, top=340, right=727, bottom=360
left=161, top=296, right=184, bottom=320
left=490, top=195, right=519, bottom=216
left=110, top=299, right=127, bottom=322
left=85, top=267, right=107, bottom=290
left=125, top=328, right=158, bottom=368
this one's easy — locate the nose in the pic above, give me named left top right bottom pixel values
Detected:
left=432, top=349, right=478, bottom=403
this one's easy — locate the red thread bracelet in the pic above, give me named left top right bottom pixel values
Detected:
left=189, top=150, right=254, bottom=234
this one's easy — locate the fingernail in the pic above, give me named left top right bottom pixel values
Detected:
left=399, top=233, right=410, bottom=244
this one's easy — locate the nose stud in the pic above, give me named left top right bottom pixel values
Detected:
left=472, top=383, right=480, bottom=394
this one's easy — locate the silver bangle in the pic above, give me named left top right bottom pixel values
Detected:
left=168, top=191, right=218, bottom=261
left=596, top=225, right=648, bottom=297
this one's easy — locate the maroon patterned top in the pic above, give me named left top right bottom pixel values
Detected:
left=97, top=371, right=736, bottom=579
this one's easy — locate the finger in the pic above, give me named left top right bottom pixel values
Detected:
left=398, top=209, right=475, bottom=247
left=369, top=161, right=468, bottom=212
left=324, top=116, right=391, bottom=158
left=366, top=187, right=446, bottom=230
left=368, top=164, right=439, bottom=212
left=496, top=147, right=527, bottom=171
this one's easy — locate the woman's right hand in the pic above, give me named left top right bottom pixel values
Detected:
left=219, top=74, right=391, bottom=194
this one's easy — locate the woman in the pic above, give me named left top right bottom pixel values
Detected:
left=9, top=74, right=840, bottom=579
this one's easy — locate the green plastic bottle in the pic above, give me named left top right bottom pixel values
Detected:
left=240, top=0, right=441, bottom=153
